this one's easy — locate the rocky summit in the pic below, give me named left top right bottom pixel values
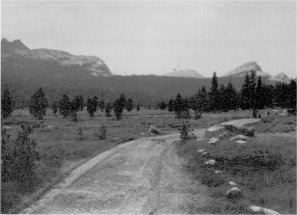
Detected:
left=1, top=38, right=112, bottom=77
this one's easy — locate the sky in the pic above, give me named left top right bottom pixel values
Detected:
left=1, top=0, right=296, bottom=77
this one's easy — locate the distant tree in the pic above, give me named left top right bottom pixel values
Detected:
left=255, top=77, right=264, bottom=109
left=218, top=84, right=227, bottom=111
left=288, top=79, right=296, bottom=113
left=72, top=95, right=84, bottom=112
left=209, top=72, right=219, bottom=111
left=59, top=95, right=71, bottom=118
left=190, top=87, right=208, bottom=119
left=174, top=93, right=183, bottom=119
left=99, top=99, right=105, bottom=112
left=225, top=82, right=239, bottom=110
left=240, top=72, right=251, bottom=110
left=29, top=87, right=48, bottom=119
left=113, top=94, right=126, bottom=120
left=126, top=98, right=134, bottom=112
left=1, top=88, right=14, bottom=119
left=52, top=101, right=59, bottom=116
left=167, top=99, right=174, bottom=112
left=158, top=101, right=167, bottom=110
left=105, top=102, right=112, bottom=117
left=86, top=96, right=98, bottom=117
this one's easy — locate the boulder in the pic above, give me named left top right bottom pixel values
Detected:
left=214, top=170, right=222, bottom=174
left=247, top=206, right=281, bottom=215
left=208, top=137, right=219, bottom=144
left=229, top=181, right=237, bottom=186
left=197, top=149, right=205, bottom=153
left=47, top=125, right=54, bottom=129
left=230, top=134, right=248, bottom=141
left=149, top=125, right=161, bottom=135
left=226, top=187, right=243, bottom=199
left=205, top=159, right=216, bottom=165
left=201, top=151, right=208, bottom=156
left=235, top=140, right=247, bottom=144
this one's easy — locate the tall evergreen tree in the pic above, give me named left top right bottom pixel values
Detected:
left=105, top=102, right=112, bottom=117
left=29, top=87, right=48, bottom=119
left=99, top=99, right=105, bottom=112
left=1, top=88, right=14, bottom=119
left=240, top=72, right=251, bottom=110
left=167, top=99, right=174, bottom=112
left=225, top=82, right=239, bottom=110
left=190, top=87, right=208, bottom=119
left=255, top=76, right=264, bottom=109
left=288, top=79, right=296, bottom=113
left=59, top=95, right=71, bottom=118
left=86, top=96, right=98, bottom=117
left=52, top=101, right=59, bottom=116
left=209, top=72, right=219, bottom=111
left=174, top=93, right=183, bottom=119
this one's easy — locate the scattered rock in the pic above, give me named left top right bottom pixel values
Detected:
left=229, top=181, right=237, bottom=186
left=217, top=132, right=228, bottom=139
left=201, top=151, right=208, bottom=156
left=230, top=134, right=248, bottom=141
left=205, top=159, right=216, bottom=165
left=197, top=149, right=205, bottom=153
left=247, top=206, right=281, bottom=215
left=214, top=170, right=222, bottom=174
left=149, top=125, right=161, bottom=135
left=47, top=126, right=54, bottom=129
left=226, top=187, right=243, bottom=199
left=3, top=125, right=12, bottom=129
left=208, top=137, right=219, bottom=144
left=235, top=140, right=247, bottom=144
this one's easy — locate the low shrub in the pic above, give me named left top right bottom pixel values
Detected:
left=95, top=125, right=107, bottom=140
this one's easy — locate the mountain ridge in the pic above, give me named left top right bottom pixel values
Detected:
left=164, top=69, right=205, bottom=78
left=1, top=38, right=112, bottom=77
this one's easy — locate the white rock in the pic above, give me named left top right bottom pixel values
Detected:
left=140, top=132, right=145, bottom=135
left=197, top=149, right=204, bottom=153
left=230, top=134, right=248, bottom=141
left=235, top=140, right=247, bottom=144
left=196, top=138, right=204, bottom=142
left=47, top=126, right=54, bottom=129
left=247, top=206, right=281, bottom=215
left=201, top=151, right=208, bottom=156
left=226, top=187, right=242, bottom=199
left=229, top=181, right=237, bottom=186
left=149, top=125, right=161, bottom=135
left=205, top=159, right=216, bottom=165
left=214, top=170, right=222, bottom=174
left=3, top=125, right=12, bottom=129
left=208, top=137, right=219, bottom=144
left=218, top=132, right=228, bottom=139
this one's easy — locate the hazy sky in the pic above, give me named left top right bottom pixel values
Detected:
left=2, top=0, right=296, bottom=77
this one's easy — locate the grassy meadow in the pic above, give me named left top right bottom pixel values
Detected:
left=1, top=107, right=248, bottom=213
left=176, top=113, right=296, bottom=214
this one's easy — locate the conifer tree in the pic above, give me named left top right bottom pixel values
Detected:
left=105, top=102, right=112, bottom=117
left=86, top=96, right=98, bottom=117
left=52, top=101, right=59, bottom=116
left=174, top=93, right=183, bottom=119
left=209, top=72, right=219, bottom=111
left=29, top=87, right=48, bottom=119
left=256, top=76, right=264, bottom=109
left=167, top=99, right=174, bottom=112
left=1, top=88, right=14, bottom=119
left=113, top=94, right=126, bottom=120
left=99, top=99, right=105, bottom=112
left=126, top=98, right=134, bottom=112
left=59, top=95, right=71, bottom=118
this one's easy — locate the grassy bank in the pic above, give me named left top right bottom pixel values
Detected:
left=176, top=115, right=296, bottom=214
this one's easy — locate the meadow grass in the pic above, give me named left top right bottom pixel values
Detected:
left=1, top=108, right=244, bottom=213
left=176, top=115, right=296, bottom=214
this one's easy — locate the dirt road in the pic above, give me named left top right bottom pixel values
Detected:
left=23, top=118, right=258, bottom=214
left=23, top=129, right=210, bottom=214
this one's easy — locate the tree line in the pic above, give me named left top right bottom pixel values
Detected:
left=2, top=70, right=296, bottom=120
left=160, top=71, right=296, bottom=118
left=1, top=88, right=138, bottom=121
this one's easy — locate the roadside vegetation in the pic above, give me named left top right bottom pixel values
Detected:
left=176, top=115, right=296, bottom=214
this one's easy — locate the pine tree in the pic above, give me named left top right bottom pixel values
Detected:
left=105, top=102, right=112, bottom=117
left=158, top=101, right=167, bottom=110
left=225, top=82, right=239, bottom=110
left=174, top=93, right=183, bottom=119
left=113, top=94, right=126, bottom=120
left=288, top=79, right=296, bottom=113
left=167, top=99, right=174, bottom=112
left=126, top=98, right=134, bottom=112
left=29, top=87, right=48, bottom=119
left=59, top=95, right=71, bottom=118
left=1, top=88, right=14, bottom=119
left=52, top=101, right=59, bottom=116
left=190, top=87, right=208, bottom=119
left=256, top=76, right=264, bottom=109
left=240, top=72, right=251, bottom=110
left=209, top=72, right=219, bottom=111
left=86, top=96, right=98, bottom=117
